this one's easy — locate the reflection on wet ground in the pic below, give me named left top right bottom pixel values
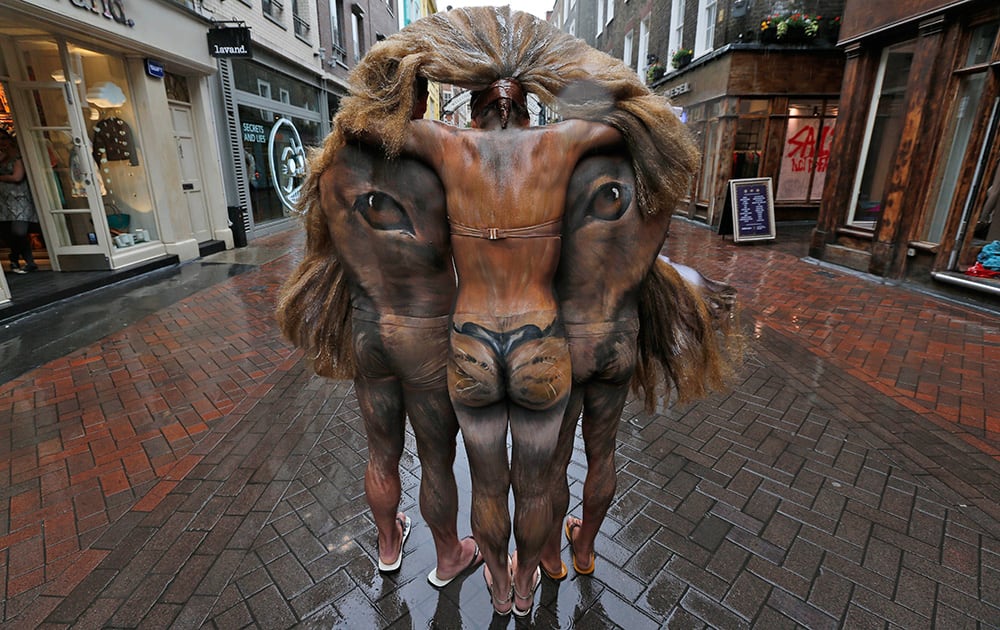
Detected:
left=2, top=221, right=999, bottom=628
left=0, top=262, right=255, bottom=384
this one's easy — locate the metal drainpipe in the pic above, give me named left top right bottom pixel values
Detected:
left=930, top=270, right=1000, bottom=296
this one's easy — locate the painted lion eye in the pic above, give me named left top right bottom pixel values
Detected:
left=587, top=182, right=631, bottom=221
left=353, top=191, right=415, bottom=235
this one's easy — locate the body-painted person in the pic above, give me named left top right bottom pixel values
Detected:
left=283, top=5, right=736, bottom=620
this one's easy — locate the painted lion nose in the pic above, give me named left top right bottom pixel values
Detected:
left=448, top=322, right=571, bottom=410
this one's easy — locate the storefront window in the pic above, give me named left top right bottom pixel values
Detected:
left=925, top=21, right=998, bottom=244
left=697, top=99, right=723, bottom=206
left=239, top=105, right=319, bottom=223
left=848, top=40, right=915, bottom=228
left=777, top=100, right=837, bottom=202
left=699, top=120, right=721, bottom=203
left=18, top=39, right=157, bottom=248
left=732, top=99, right=768, bottom=180
left=232, top=59, right=321, bottom=226
left=925, top=73, right=987, bottom=243
left=77, top=46, right=156, bottom=248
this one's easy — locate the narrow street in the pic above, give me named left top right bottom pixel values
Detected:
left=1, top=219, right=998, bottom=628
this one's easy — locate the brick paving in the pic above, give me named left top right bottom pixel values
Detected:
left=1, top=220, right=998, bottom=628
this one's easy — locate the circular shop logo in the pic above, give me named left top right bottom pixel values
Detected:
left=268, top=117, right=307, bottom=213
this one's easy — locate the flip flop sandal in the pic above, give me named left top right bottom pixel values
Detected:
left=564, top=517, right=595, bottom=575
left=484, top=558, right=514, bottom=616
left=541, top=560, right=568, bottom=581
left=512, top=566, right=542, bottom=617
left=427, top=537, right=484, bottom=588
left=378, top=515, right=411, bottom=572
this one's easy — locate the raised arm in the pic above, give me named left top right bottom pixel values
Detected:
left=555, top=119, right=625, bottom=160
left=399, top=119, right=456, bottom=172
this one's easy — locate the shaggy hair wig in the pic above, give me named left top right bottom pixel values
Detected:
left=279, top=5, right=736, bottom=403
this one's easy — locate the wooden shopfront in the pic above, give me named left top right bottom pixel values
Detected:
left=657, top=44, right=845, bottom=229
left=811, top=0, right=1000, bottom=300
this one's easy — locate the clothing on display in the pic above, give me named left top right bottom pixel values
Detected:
left=92, top=117, right=139, bottom=166
left=69, top=146, right=107, bottom=197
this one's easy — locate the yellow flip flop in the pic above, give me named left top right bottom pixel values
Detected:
left=564, top=517, right=595, bottom=575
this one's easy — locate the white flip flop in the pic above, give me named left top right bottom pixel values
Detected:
left=378, top=515, right=411, bottom=572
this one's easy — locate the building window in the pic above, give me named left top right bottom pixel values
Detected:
left=330, top=0, right=346, bottom=61
left=923, top=21, right=998, bottom=243
left=351, top=5, right=365, bottom=63
left=164, top=72, right=191, bottom=103
left=293, top=0, right=311, bottom=38
left=776, top=100, right=838, bottom=202
left=637, top=17, right=649, bottom=81
left=695, top=0, right=716, bottom=57
left=597, top=0, right=604, bottom=36
left=263, top=0, right=284, bottom=20
left=669, top=0, right=685, bottom=58
left=848, top=40, right=916, bottom=228
left=606, top=0, right=614, bottom=25
left=623, top=29, right=633, bottom=68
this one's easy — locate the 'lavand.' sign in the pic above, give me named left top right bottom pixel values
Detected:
left=207, top=27, right=254, bottom=59
left=64, top=0, right=135, bottom=27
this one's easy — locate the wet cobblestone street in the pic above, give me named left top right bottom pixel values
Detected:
left=1, top=219, right=998, bottom=628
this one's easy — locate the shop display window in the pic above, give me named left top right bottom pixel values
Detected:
left=696, top=99, right=723, bottom=205
left=232, top=60, right=322, bottom=226
left=732, top=99, right=768, bottom=181
left=77, top=48, right=156, bottom=249
left=777, top=100, right=837, bottom=202
left=924, top=73, right=987, bottom=243
left=924, top=20, right=998, bottom=245
left=239, top=104, right=319, bottom=223
left=16, top=38, right=156, bottom=250
left=848, top=40, right=915, bottom=228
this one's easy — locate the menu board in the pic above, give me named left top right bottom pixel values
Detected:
left=726, top=178, right=775, bottom=243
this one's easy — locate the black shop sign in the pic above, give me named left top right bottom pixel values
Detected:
left=207, top=26, right=253, bottom=58
left=718, top=177, right=776, bottom=243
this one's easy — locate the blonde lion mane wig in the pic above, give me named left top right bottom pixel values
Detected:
left=278, top=5, right=737, bottom=407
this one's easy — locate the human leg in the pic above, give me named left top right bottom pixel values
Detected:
left=10, top=221, right=35, bottom=269
left=539, top=387, right=584, bottom=580
left=567, top=380, right=630, bottom=574
left=0, top=222, right=16, bottom=268
left=509, top=399, right=567, bottom=611
left=506, top=333, right=571, bottom=609
left=354, top=375, right=408, bottom=570
left=405, top=386, right=483, bottom=585
left=454, top=400, right=513, bottom=611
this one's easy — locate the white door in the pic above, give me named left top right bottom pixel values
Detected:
left=170, top=103, right=211, bottom=243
